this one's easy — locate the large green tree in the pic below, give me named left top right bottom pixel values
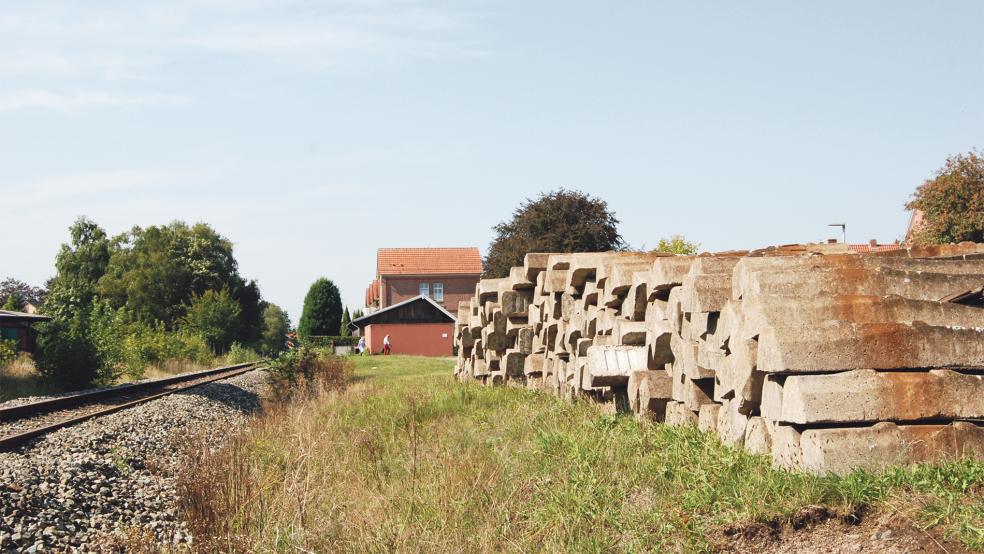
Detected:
left=906, top=151, right=984, bottom=244
left=259, top=303, right=291, bottom=355
left=43, top=217, right=111, bottom=320
left=298, top=278, right=343, bottom=339
left=483, top=189, right=625, bottom=278
left=96, top=221, right=262, bottom=342
left=38, top=218, right=115, bottom=388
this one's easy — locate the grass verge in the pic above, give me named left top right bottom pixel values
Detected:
left=180, top=355, right=984, bottom=552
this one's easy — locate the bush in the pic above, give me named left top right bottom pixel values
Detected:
left=267, top=347, right=351, bottom=401
left=0, top=339, right=17, bottom=366
left=306, top=335, right=359, bottom=348
left=36, top=317, right=105, bottom=389
left=298, top=278, right=342, bottom=339
left=224, top=343, right=261, bottom=365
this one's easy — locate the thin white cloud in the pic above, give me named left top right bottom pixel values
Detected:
left=0, top=90, right=192, bottom=113
left=3, top=168, right=194, bottom=205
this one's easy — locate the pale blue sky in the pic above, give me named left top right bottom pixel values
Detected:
left=2, top=1, right=982, bottom=322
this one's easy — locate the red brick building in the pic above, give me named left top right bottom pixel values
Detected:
left=364, top=247, right=483, bottom=313
left=360, top=247, right=482, bottom=356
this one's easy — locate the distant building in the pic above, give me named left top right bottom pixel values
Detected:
left=0, top=310, right=51, bottom=353
left=364, top=247, right=483, bottom=313
left=358, top=247, right=483, bottom=356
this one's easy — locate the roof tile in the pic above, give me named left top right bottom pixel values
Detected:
left=377, top=247, right=483, bottom=276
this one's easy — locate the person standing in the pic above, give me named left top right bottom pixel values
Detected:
left=383, top=334, right=392, bottom=355
left=356, top=336, right=366, bottom=355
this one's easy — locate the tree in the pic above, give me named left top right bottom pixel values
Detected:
left=181, top=289, right=243, bottom=354
left=906, top=151, right=984, bottom=245
left=298, top=278, right=343, bottom=339
left=651, top=235, right=700, bottom=255
left=340, top=306, right=352, bottom=337
left=352, top=308, right=364, bottom=321
left=483, top=189, right=625, bottom=278
left=0, top=278, right=47, bottom=309
left=95, top=221, right=263, bottom=344
left=259, top=303, right=291, bottom=355
left=43, top=217, right=111, bottom=321
left=3, top=294, right=21, bottom=311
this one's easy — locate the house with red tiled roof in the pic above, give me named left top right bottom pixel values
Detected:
left=357, top=247, right=483, bottom=356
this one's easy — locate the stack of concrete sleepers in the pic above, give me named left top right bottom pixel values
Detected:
left=452, top=243, right=984, bottom=473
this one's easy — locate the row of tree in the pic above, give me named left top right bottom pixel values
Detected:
left=30, top=217, right=291, bottom=388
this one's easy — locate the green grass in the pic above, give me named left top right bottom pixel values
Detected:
left=190, top=355, right=984, bottom=552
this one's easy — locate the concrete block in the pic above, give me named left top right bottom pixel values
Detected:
left=683, top=377, right=715, bottom=411
left=799, top=421, right=984, bottom=474
left=697, top=403, right=720, bottom=433
left=613, top=319, right=647, bottom=346
left=665, top=401, right=699, bottom=427
left=743, top=417, right=774, bottom=455
left=587, top=345, right=648, bottom=387
left=758, top=322, right=984, bottom=373
left=523, top=352, right=546, bottom=376
left=773, top=369, right=984, bottom=424
left=502, top=350, right=526, bottom=377
left=715, top=398, right=749, bottom=446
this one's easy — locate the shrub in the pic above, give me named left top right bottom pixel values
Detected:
left=0, top=339, right=17, bottom=366
left=36, top=316, right=104, bottom=389
left=224, top=343, right=260, bottom=365
left=267, top=347, right=351, bottom=401
left=181, top=289, right=242, bottom=354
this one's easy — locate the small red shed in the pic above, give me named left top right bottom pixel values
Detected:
left=0, top=310, right=51, bottom=353
left=349, top=295, right=456, bottom=357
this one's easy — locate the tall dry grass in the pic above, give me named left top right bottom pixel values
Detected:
left=0, top=354, right=49, bottom=402
left=175, top=355, right=984, bottom=552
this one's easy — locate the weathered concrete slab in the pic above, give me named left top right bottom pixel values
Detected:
left=523, top=253, right=557, bottom=282
left=651, top=256, right=696, bottom=291
left=799, top=421, right=984, bottom=474
left=501, top=350, right=526, bottom=377
left=715, top=398, right=749, bottom=446
left=637, top=371, right=672, bottom=421
left=613, top=319, right=647, bottom=346
left=738, top=266, right=984, bottom=303
left=767, top=369, right=984, bottom=424
left=587, top=345, right=648, bottom=387
left=697, top=403, right=720, bottom=433
left=758, top=322, right=984, bottom=373
left=737, top=294, right=984, bottom=337
left=523, top=352, right=546, bottom=376
left=665, top=401, right=698, bottom=426
left=501, top=289, right=534, bottom=317
left=680, top=272, right=732, bottom=314
left=682, top=377, right=715, bottom=411
left=478, top=278, right=508, bottom=304
left=743, top=417, right=774, bottom=455
left=646, top=319, right=674, bottom=367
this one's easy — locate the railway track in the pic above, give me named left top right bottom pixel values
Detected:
left=0, top=361, right=263, bottom=452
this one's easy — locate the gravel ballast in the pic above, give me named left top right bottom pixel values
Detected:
left=0, top=369, right=267, bottom=552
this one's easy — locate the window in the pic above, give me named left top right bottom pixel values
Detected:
left=432, top=282, right=444, bottom=302
left=1, top=327, right=18, bottom=341
left=419, top=282, right=429, bottom=297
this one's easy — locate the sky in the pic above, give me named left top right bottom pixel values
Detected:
left=1, top=1, right=982, bottom=322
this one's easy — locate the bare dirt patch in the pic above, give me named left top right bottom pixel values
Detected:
left=713, top=506, right=973, bottom=553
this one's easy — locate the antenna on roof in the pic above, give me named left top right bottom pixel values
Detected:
left=827, top=223, right=846, bottom=244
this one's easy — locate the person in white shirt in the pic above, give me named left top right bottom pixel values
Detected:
left=383, top=334, right=392, bottom=355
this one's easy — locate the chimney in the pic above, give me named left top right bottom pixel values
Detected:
left=869, top=239, right=878, bottom=247
left=827, top=238, right=838, bottom=244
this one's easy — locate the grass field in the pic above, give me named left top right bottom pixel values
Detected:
left=186, top=354, right=984, bottom=552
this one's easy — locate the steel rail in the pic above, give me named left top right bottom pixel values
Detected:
left=0, top=362, right=263, bottom=452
